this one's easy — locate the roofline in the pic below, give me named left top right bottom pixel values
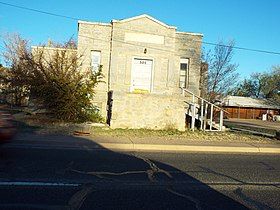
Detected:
left=77, top=15, right=205, bottom=35
left=112, top=14, right=177, bottom=29
left=176, top=31, right=204, bottom=37
left=223, top=105, right=280, bottom=109
left=31, top=46, right=77, bottom=51
left=222, top=96, right=280, bottom=109
left=77, top=15, right=205, bottom=36
left=78, top=20, right=111, bottom=27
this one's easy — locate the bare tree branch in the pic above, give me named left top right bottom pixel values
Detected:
left=204, top=40, right=239, bottom=101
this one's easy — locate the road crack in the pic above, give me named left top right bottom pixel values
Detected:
left=133, top=154, right=172, bottom=182
left=167, top=188, right=202, bottom=210
left=70, top=154, right=173, bottom=182
left=68, top=184, right=95, bottom=210
left=71, top=168, right=146, bottom=180
left=234, top=187, right=274, bottom=210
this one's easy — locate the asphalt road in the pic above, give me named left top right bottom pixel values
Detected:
left=0, top=134, right=279, bottom=210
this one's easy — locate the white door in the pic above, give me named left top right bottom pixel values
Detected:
left=131, top=58, right=153, bottom=92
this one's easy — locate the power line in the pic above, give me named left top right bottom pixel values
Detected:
left=78, top=34, right=181, bottom=55
left=202, top=41, right=280, bottom=56
left=111, top=26, right=280, bottom=56
left=0, top=1, right=79, bottom=21
left=1, top=1, right=280, bottom=56
left=0, top=32, right=180, bottom=57
left=0, top=32, right=182, bottom=56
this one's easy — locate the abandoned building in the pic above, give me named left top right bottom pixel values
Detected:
left=30, top=15, right=226, bottom=131
left=31, top=14, right=225, bottom=131
left=76, top=14, right=223, bottom=131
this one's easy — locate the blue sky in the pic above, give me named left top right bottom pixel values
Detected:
left=0, top=0, right=279, bottom=79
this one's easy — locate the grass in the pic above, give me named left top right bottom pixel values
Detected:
left=91, top=128, right=184, bottom=137
left=11, top=110, right=279, bottom=144
left=89, top=127, right=277, bottom=144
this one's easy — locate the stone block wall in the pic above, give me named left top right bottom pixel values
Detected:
left=77, top=21, right=112, bottom=117
left=110, top=91, right=186, bottom=131
left=110, top=17, right=179, bottom=95
left=175, top=32, right=203, bottom=96
left=77, top=15, right=204, bottom=129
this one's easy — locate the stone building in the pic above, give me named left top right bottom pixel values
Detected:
left=77, top=14, right=204, bottom=131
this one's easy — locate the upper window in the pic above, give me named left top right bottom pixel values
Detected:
left=179, top=58, right=189, bottom=88
left=91, top=50, right=101, bottom=73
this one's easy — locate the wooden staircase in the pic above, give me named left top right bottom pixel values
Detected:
left=181, top=88, right=226, bottom=131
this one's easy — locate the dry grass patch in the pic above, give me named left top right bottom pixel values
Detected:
left=89, top=127, right=276, bottom=144
left=12, top=112, right=278, bottom=144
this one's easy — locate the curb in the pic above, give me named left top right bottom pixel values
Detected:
left=99, top=143, right=280, bottom=154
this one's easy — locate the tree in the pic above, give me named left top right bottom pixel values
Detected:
left=202, top=40, right=239, bottom=102
left=261, top=66, right=280, bottom=100
left=1, top=34, right=31, bottom=105
left=229, top=73, right=263, bottom=98
left=231, top=66, right=280, bottom=102
left=2, top=33, right=103, bottom=122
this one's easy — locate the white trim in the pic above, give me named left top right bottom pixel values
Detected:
left=78, top=20, right=111, bottom=26
left=112, top=14, right=177, bottom=29
left=0, top=181, right=80, bottom=187
left=176, top=31, right=204, bottom=37
left=179, top=58, right=190, bottom=89
left=180, top=58, right=189, bottom=64
left=130, top=57, right=155, bottom=93
left=91, top=50, right=101, bottom=73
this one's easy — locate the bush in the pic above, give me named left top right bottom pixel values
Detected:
left=2, top=34, right=104, bottom=122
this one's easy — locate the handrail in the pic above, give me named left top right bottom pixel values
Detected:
left=180, top=88, right=229, bottom=114
left=181, top=88, right=227, bottom=131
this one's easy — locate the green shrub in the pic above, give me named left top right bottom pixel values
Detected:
left=2, top=34, right=104, bottom=122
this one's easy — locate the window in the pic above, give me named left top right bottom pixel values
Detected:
left=179, top=58, right=189, bottom=88
left=91, top=50, right=101, bottom=73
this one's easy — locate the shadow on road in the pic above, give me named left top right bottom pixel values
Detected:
left=0, top=127, right=251, bottom=210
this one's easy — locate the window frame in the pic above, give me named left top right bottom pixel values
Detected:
left=179, top=58, right=189, bottom=88
left=91, top=50, right=101, bottom=73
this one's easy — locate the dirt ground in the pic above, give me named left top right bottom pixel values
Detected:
left=11, top=112, right=280, bottom=145
left=225, top=118, right=280, bottom=130
left=224, top=118, right=280, bottom=136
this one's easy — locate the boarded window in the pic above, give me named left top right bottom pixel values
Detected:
left=179, top=58, right=189, bottom=88
left=91, top=50, right=101, bottom=73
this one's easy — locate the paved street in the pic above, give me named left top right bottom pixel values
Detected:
left=0, top=134, right=279, bottom=209
left=224, top=118, right=280, bottom=137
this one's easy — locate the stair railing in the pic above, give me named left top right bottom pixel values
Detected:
left=181, top=88, right=226, bottom=131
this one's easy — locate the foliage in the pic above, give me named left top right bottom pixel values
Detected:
left=231, top=65, right=280, bottom=102
left=262, top=66, right=280, bottom=100
left=229, top=73, right=263, bottom=98
left=46, top=36, right=77, bottom=49
left=1, top=35, right=30, bottom=105
left=1, top=33, right=104, bottom=122
left=202, top=40, right=239, bottom=102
